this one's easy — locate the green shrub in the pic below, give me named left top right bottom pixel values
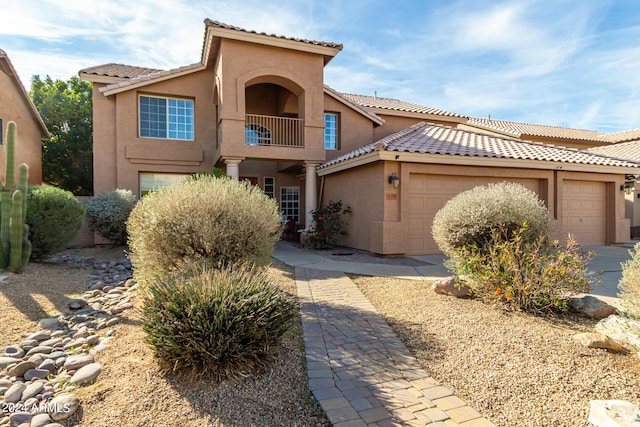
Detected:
left=86, top=189, right=136, bottom=244
left=26, top=185, right=85, bottom=260
left=127, top=176, right=281, bottom=283
left=620, top=243, right=640, bottom=319
left=432, top=182, right=551, bottom=255
left=448, top=224, right=597, bottom=313
left=141, top=262, right=297, bottom=379
left=306, top=200, right=351, bottom=249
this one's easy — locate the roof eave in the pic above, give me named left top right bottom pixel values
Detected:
left=78, top=72, right=127, bottom=85
left=324, top=87, right=385, bottom=126
left=206, top=26, right=342, bottom=65
left=372, top=108, right=467, bottom=123
left=99, top=64, right=207, bottom=96
left=318, top=150, right=639, bottom=176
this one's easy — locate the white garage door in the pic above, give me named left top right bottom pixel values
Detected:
left=562, top=180, right=607, bottom=246
left=406, top=174, right=541, bottom=255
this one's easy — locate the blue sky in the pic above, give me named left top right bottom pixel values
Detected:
left=2, top=0, right=640, bottom=133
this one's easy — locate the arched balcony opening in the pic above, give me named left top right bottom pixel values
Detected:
left=244, top=82, right=304, bottom=147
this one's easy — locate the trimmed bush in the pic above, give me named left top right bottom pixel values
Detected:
left=26, top=185, right=85, bottom=260
left=448, top=224, right=597, bottom=313
left=620, top=242, right=640, bottom=319
left=432, top=182, right=551, bottom=255
left=127, top=176, right=281, bottom=283
left=141, top=262, right=297, bottom=379
left=86, top=189, right=136, bottom=244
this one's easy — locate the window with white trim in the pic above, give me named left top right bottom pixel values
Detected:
left=139, top=95, right=194, bottom=140
left=139, top=172, right=189, bottom=197
left=264, top=177, right=275, bottom=198
left=280, top=186, right=299, bottom=222
left=324, top=113, right=338, bottom=150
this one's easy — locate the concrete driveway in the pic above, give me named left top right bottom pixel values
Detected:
left=585, top=245, right=635, bottom=309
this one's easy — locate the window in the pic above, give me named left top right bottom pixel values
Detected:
left=264, top=177, right=275, bottom=198
left=245, top=123, right=271, bottom=146
left=324, top=113, right=338, bottom=150
left=139, top=172, right=188, bottom=197
left=280, top=186, right=300, bottom=222
left=139, top=95, right=194, bottom=140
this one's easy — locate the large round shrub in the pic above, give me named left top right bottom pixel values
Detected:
left=26, top=185, right=85, bottom=260
left=432, top=181, right=551, bottom=254
left=141, top=262, right=297, bottom=379
left=86, top=189, right=136, bottom=244
left=127, top=176, right=281, bottom=283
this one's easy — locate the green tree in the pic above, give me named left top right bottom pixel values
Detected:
left=30, top=75, right=93, bottom=195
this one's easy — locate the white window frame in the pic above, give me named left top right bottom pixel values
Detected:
left=264, top=176, right=275, bottom=199
left=280, top=186, right=300, bottom=223
left=139, top=95, right=194, bottom=141
left=324, top=113, right=338, bottom=150
left=139, top=172, right=189, bottom=197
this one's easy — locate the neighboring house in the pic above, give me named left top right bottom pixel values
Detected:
left=0, top=49, right=47, bottom=184
left=79, top=19, right=640, bottom=255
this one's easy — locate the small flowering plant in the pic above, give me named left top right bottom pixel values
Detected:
left=306, top=200, right=351, bottom=249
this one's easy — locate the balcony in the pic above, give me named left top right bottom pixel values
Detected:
left=245, top=114, right=304, bottom=148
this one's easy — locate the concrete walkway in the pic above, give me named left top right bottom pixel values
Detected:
left=276, top=243, right=495, bottom=426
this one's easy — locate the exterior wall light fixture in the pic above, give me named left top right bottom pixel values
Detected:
left=388, top=173, right=400, bottom=189
left=621, top=182, right=634, bottom=194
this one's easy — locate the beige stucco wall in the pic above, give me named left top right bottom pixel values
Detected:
left=215, top=39, right=327, bottom=163
left=322, top=94, right=375, bottom=160
left=373, top=115, right=461, bottom=141
left=0, top=70, right=43, bottom=184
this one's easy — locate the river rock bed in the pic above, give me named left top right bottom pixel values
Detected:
left=0, top=256, right=136, bottom=426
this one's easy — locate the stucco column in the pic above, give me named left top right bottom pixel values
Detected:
left=224, top=158, right=242, bottom=180
left=305, top=163, right=319, bottom=230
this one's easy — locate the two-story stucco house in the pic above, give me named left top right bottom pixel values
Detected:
left=0, top=49, right=47, bottom=184
left=79, top=19, right=640, bottom=255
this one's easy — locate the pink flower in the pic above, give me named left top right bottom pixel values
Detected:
left=317, top=216, right=323, bottom=221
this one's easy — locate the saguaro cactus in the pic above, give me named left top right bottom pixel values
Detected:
left=0, top=122, right=31, bottom=273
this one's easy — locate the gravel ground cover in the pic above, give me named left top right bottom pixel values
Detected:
left=353, top=275, right=640, bottom=427
left=0, top=249, right=329, bottom=427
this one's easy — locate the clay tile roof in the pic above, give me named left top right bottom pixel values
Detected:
left=601, top=128, right=640, bottom=144
left=588, top=140, right=640, bottom=162
left=78, top=63, right=164, bottom=79
left=341, top=93, right=465, bottom=118
left=98, top=63, right=205, bottom=93
left=205, top=19, right=343, bottom=50
left=319, top=122, right=640, bottom=170
left=467, top=117, right=605, bottom=142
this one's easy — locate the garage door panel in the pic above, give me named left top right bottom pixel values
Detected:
left=406, top=174, right=541, bottom=254
left=561, top=180, right=606, bottom=246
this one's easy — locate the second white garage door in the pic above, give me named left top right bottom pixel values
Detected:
left=561, top=180, right=607, bottom=246
left=406, top=174, right=542, bottom=255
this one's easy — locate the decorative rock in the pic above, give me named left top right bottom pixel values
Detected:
left=19, top=339, right=38, bottom=350
left=86, top=335, right=100, bottom=346
left=106, top=317, right=121, bottom=327
left=68, top=298, right=87, bottom=310
left=38, top=359, right=56, bottom=373
left=0, top=387, right=7, bottom=396
left=589, top=400, right=640, bottom=426
left=48, top=350, right=66, bottom=360
left=573, top=332, right=626, bottom=352
left=125, top=278, right=136, bottom=287
left=63, top=354, right=94, bottom=370
left=24, top=368, right=50, bottom=381
left=432, top=276, right=472, bottom=298
left=28, top=353, right=48, bottom=365
left=0, top=356, right=19, bottom=368
left=595, top=315, right=640, bottom=350
left=24, top=396, right=39, bottom=408
left=4, top=346, right=25, bottom=359
left=9, top=361, right=37, bottom=377
left=30, top=413, right=52, bottom=427
left=49, top=394, right=80, bottom=421
left=3, top=382, right=26, bottom=403
left=0, top=378, right=12, bottom=387
left=8, top=413, right=32, bottom=427
left=21, top=381, right=44, bottom=400
left=70, top=362, right=102, bottom=385
left=39, top=338, right=62, bottom=348
left=26, top=346, right=53, bottom=356
left=568, top=295, right=617, bottom=319
left=27, top=330, right=52, bottom=342
left=90, top=281, right=106, bottom=290
left=38, top=317, right=59, bottom=330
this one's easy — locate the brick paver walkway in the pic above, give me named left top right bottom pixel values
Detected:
left=296, top=267, right=495, bottom=427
